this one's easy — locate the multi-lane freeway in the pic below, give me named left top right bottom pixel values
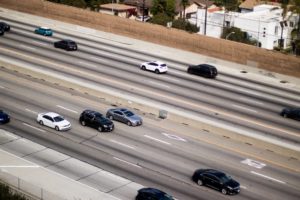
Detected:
left=0, top=9, right=300, bottom=200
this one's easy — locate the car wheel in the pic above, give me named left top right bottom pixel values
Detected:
left=155, top=69, right=159, bottom=74
left=81, top=120, right=86, bottom=126
left=127, top=121, right=132, bottom=126
left=55, top=126, right=59, bottom=131
left=98, top=126, right=103, bottom=132
left=221, top=188, right=227, bottom=195
left=39, top=120, right=44, bottom=125
left=197, top=179, right=203, bottom=186
left=141, top=66, right=146, bottom=70
left=108, top=115, right=114, bottom=120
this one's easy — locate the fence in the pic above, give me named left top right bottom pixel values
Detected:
left=0, top=171, right=65, bottom=200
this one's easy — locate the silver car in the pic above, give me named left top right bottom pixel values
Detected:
left=106, top=108, right=142, bottom=126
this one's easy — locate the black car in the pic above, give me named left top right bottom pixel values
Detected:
left=54, top=39, right=77, bottom=51
left=192, top=169, right=240, bottom=195
left=0, top=110, right=10, bottom=124
left=0, top=22, right=10, bottom=32
left=280, top=107, right=300, bottom=121
left=187, top=64, right=218, bottom=78
left=79, top=110, right=114, bottom=132
left=0, top=26, right=4, bottom=36
left=136, top=188, right=174, bottom=200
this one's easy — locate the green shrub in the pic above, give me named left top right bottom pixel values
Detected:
left=0, top=182, right=28, bottom=200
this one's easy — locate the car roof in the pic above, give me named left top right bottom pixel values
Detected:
left=150, top=61, right=165, bottom=65
left=138, top=187, right=165, bottom=195
left=43, top=112, right=61, bottom=118
left=199, top=169, right=226, bottom=177
left=84, top=110, right=102, bottom=115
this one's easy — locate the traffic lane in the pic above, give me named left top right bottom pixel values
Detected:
left=1, top=56, right=299, bottom=147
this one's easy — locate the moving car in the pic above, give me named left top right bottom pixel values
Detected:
left=106, top=108, right=142, bottom=126
left=280, top=107, right=300, bottom=121
left=79, top=110, right=114, bottom=132
left=35, top=27, right=53, bottom=36
left=37, top=112, right=71, bottom=131
left=140, top=61, right=168, bottom=74
left=0, top=22, right=10, bottom=32
left=136, top=188, right=174, bottom=200
left=187, top=64, right=218, bottom=78
left=192, top=169, right=240, bottom=195
left=0, top=110, right=10, bottom=124
left=54, top=39, right=77, bottom=51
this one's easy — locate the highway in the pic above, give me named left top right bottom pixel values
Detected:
left=0, top=12, right=300, bottom=200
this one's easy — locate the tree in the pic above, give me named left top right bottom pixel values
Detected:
left=214, top=0, right=239, bottom=11
left=151, top=0, right=176, bottom=18
left=180, top=0, right=189, bottom=19
left=221, top=27, right=256, bottom=45
left=172, top=18, right=199, bottom=32
left=150, top=13, right=173, bottom=26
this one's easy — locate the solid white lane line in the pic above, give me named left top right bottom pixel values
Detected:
left=56, top=105, right=78, bottom=113
left=240, top=185, right=247, bottom=189
left=110, top=140, right=136, bottom=149
left=233, top=104, right=257, bottom=113
left=0, top=165, right=40, bottom=168
left=148, top=81, right=170, bottom=88
left=251, top=171, right=286, bottom=184
left=25, top=108, right=38, bottom=114
left=20, top=45, right=36, bottom=50
left=144, top=135, right=171, bottom=145
left=23, top=123, right=46, bottom=133
left=239, top=97, right=264, bottom=105
left=113, top=157, right=141, bottom=168
left=79, top=61, right=96, bottom=68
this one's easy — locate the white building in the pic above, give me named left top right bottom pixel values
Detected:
left=188, top=4, right=298, bottom=50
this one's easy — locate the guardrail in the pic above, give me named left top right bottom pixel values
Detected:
left=0, top=171, right=65, bottom=200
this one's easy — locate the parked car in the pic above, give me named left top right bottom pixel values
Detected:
left=280, top=107, right=300, bottom=121
left=0, top=110, right=10, bottom=124
left=0, top=22, right=10, bottom=32
left=135, top=15, right=151, bottom=22
left=54, top=39, right=77, bottom=51
left=106, top=108, right=142, bottom=126
left=35, top=27, right=53, bottom=36
left=79, top=110, right=114, bottom=132
left=140, top=61, right=168, bottom=74
left=136, top=188, right=174, bottom=200
left=37, top=112, right=71, bottom=131
left=187, top=64, right=218, bottom=78
left=192, top=169, right=240, bottom=195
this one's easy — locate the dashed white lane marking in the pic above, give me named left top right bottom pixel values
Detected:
left=23, top=123, right=46, bottom=133
left=251, top=171, right=286, bottom=184
left=239, top=97, right=264, bottom=105
left=25, top=108, right=38, bottom=114
left=110, top=140, right=136, bottom=149
left=0, top=85, right=5, bottom=89
left=162, top=132, right=187, bottom=142
left=233, top=104, right=257, bottom=113
left=113, top=157, right=141, bottom=168
left=79, top=61, right=96, bottom=68
left=32, top=40, right=47, bottom=46
left=144, top=135, right=171, bottom=145
left=148, top=81, right=170, bottom=88
left=240, top=185, right=247, bottom=189
left=241, top=159, right=266, bottom=169
left=56, top=105, right=78, bottom=113
left=20, top=45, right=36, bottom=50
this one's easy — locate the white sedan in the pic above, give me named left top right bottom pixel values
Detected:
left=37, top=112, right=71, bottom=131
left=140, top=61, right=168, bottom=74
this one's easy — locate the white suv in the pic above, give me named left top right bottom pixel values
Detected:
left=140, top=61, right=168, bottom=74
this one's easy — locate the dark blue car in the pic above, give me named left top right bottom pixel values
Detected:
left=35, top=27, right=53, bottom=36
left=0, top=110, right=10, bottom=124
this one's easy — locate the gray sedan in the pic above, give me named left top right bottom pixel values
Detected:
left=106, top=108, right=142, bottom=126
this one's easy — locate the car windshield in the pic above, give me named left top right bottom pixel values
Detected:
left=124, top=111, right=134, bottom=117
left=160, top=194, right=174, bottom=200
left=94, top=113, right=102, bottom=118
left=53, top=116, right=64, bottom=122
left=219, top=174, right=232, bottom=183
left=69, top=42, right=76, bottom=45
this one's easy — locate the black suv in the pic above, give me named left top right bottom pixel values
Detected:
left=0, top=22, right=10, bottom=32
left=54, top=39, right=77, bottom=51
left=136, top=188, right=174, bottom=200
left=192, top=169, right=240, bottom=195
left=280, top=107, right=300, bottom=121
left=187, top=64, right=218, bottom=78
left=79, top=110, right=114, bottom=132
